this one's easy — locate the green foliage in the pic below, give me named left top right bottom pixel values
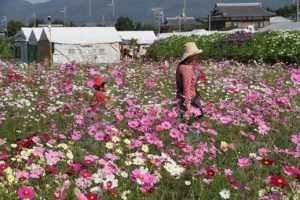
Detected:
left=7, top=20, right=25, bottom=37
left=115, top=16, right=135, bottom=31
left=148, top=31, right=300, bottom=64
left=28, top=18, right=45, bottom=27
left=0, top=40, right=13, bottom=60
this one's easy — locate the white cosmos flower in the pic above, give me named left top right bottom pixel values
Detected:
left=219, top=189, right=230, bottom=199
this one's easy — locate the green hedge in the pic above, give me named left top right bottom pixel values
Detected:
left=148, top=31, right=300, bottom=64
left=0, top=40, right=14, bottom=60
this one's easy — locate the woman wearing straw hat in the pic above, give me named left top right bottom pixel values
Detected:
left=176, top=42, right=204, bottom=118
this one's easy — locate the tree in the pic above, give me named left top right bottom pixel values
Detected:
left=135, top=21, right=143, bottom=30
left=142, top=23, right=157, bottom=32
left=115, top=16, right=134, bottom=31
left=29, top=18, right=45, bottom=27
left=7, top=20, right=25, bottom=37
left=195, top=17, right=208, bottom=29
left=268, top=4, right=296, bottom=18
left=52, top=19, right=65, bottom=25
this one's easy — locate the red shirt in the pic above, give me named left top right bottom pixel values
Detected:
left=176, top=64, right=197, bottom=109
left=94, top=91, right=107, bottom=104
left=91, top=91, right=107, bottom=112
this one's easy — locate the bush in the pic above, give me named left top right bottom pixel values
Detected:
left=148, top=31, right=300, bottom=65
left=0, top=40, right=14, bottom=60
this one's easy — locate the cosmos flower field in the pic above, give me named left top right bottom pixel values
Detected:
left=0, top=59, right=299, bottom=199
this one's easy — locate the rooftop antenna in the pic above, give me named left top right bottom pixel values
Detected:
left=60, top=7, right=67, bottom=25
left=108, top=0, right=116, bottom=26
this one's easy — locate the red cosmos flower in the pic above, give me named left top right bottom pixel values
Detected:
left=109, top=188, right=118, bottom=197
left=0, top=151, right=10, bottom=161
left=79, top=170, right=92, bottom=178
left=227, top=176, right=239, bottom=186
left=268, top=176, right=289, bottom=187
left=258, top=158, right=276, bottom=165
left=0, top=163, right=10, bottom=175
left=199, top=71, right=207, bottom=81
left=84, top=159, right=94, bottom=166
left=206, top=169, right=216, bottom=176
left=45, top=165, right=58, bottom=174
left=15, top=73, right=23, bottom=80
left=86, top=193, right=97, bottom=200
left=104, top=135, right=111, bottom=142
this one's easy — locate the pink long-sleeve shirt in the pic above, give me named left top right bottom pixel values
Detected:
left=176, top=64, right=196, bottom=110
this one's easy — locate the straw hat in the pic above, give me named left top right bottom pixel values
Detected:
left=181, top=42, right=203, bottom=62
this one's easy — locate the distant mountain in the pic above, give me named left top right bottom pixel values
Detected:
left=0, top=0, right=294, bottom=26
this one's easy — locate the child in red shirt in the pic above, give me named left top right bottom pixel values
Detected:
left=90, top=75, right=111, bottom=121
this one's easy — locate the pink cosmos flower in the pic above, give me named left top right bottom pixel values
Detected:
left=18, top=186, right=35, bottom=199
left=77, top=192, right=88, bottom=200
left=224, top=169, right=233, bottom=176
left=76, top=177, right=92, bottom=189
left=74, top=114, right=85, bottom=125
left=291, top=70, right=300, bottom=85
left=30, top=167, right=43, bottom=179
left=258, top=148, right=270, bottom=156
left=160, top=121, right=172, bottom=130
left=128, top=120, right=139, bottom=128
left=220, top=115, right=233, bottom=124
left=16, top=170, right=29, bottom=181
left=283, top=165, right=300, bottom=180
left=291, top=133, right=300, bottom=145
left=237, top=157, right=251, bottom=168
left=88, top=67, right=100, bottom=76
left=258, top=123, right=270, bottom=135
left=45, top=150, right=60, bottom=165
left=86, top=79, right=95, bottom=88
left=71, top=130, right=82, bottom=141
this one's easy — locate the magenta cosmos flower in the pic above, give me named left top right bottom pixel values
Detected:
left=18, top=186, right=35, bottom=199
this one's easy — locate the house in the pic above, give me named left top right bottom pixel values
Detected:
left=160, top=17, right=199, bottom=33
left=37, top=27, right=121, bottom=64
left=14, top=28, right=32, bottom=63
left=270, top=16, right=292, bottom=24
left=257, top=22, right=300, bottom=32
left=28, top=28, right=43, bottom=63
left=210, top=3, right=274, bottom=30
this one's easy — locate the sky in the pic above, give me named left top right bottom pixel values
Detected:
left=25, top=0, right=50, bottom=3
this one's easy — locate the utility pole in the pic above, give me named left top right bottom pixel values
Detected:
left=89, top=0, right=92, bottom=25
left=60, top=7, right=67, bottom=25
left=33, top=12, right=36, bottom=27
left=108, top=0, right=116, bottom=26
left=152, top=8, right=163, bottom=37
left=48, top=13, right=52, bottom=65
left=297, top=0, right=299, bottom=22
left=183, top=0, right=186, bottom=31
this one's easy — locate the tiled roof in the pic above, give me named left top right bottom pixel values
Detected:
left=212, top=3, right=274, bottom=17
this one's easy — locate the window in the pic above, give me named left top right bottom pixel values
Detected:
left=254, top=21, right=263, bottom=28
left=15, top=46, right=21, bottom=59
left=232, top=21, right=241, bottom=28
